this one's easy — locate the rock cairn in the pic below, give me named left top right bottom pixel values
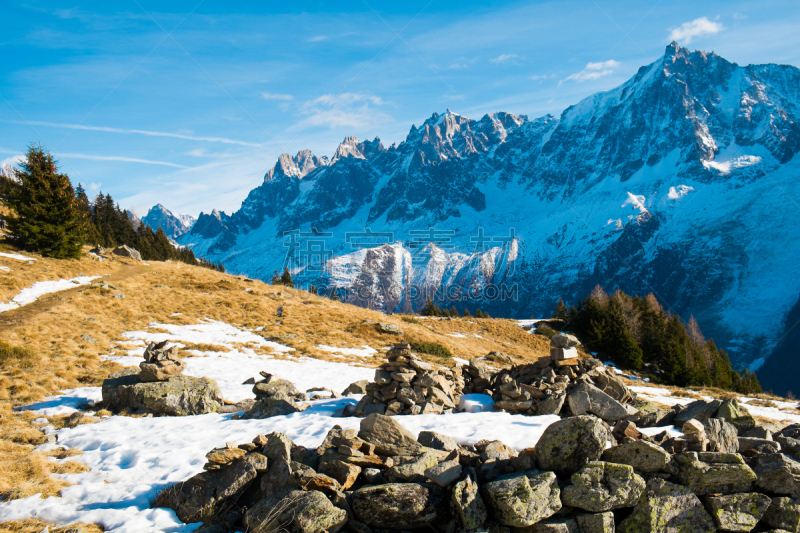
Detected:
left=352, top=342, right=461, bottom=417
left=139, top=341, right=186, bottom=382
left=236, top=372, right=309, bottom=420
left=154, top=411, right=800, bottom=533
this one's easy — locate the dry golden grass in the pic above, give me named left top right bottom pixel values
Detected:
left=0, top=521, right=103, bottom=533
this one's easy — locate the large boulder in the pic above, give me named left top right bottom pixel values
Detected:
left=113, top=244, right=142, bottom=261
left=535, top=416, right=612, bottom=476
left=351, top=483, right=445, bottom=529
left=675, top=452, right=756, bottom=496
left=551, top=333, right=581, bottom=348
left=482, top=471, right=561, bottom=527
left=763, top=497, right=800, bottom=532
left=567, top=382, right=637, bottom=422
left=716, top=398, right=744, bottom=422
left=601, top=439, right=671, bottom=473
left=752, top=454, right=800, bottom=497
left=358, top=414, right=423, bottom=456
left=674, top=400, right=722, bottom=426
left=704, top=418, right=739, bottom=453
left=618, top=478, right=715, bottom=533
left=587, top=367, right=633, bottom=403
left=418, top=430, right=459, bottom=451
left=239, top=398, right=306, bottom=419
left=152, top=458, right=257, bottom=523
left=450, top=467, right=487, bottom=530
left=561, top=461, right=645, bottom=512
left=101, top=368, right=222, bottom=416
left=704, top=492, right=771, bottom=532
left=244, top=490, right=347, bottom=533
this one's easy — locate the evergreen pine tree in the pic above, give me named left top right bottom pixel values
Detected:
left=475, top=308, right=485, bottom=318
left=6, top=145, right=86, bottom=258
left=280, top=267, right=294, bottom=287
left=605, top=298, right=643, bottom=370
left=449, top=306, right=460, bottom=318
left=309, top=285, right=318, bottom=295
left=462, top=308, right=472, bottom=318
left=554, top=298, right=568, bottom=319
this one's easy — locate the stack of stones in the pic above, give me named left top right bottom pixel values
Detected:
left=139, top=341, right=186, bottom=382
left=681, top=419, right=710, bottom=451
left=154, top=412, right=800, bottom=533
left=236, top=372, right=309, bottom=420
left=352, top=342, right=461, bottom=417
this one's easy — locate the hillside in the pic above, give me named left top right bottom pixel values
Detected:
left=173, top=43, right=800, bottom=388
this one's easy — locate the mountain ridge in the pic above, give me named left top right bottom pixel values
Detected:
left=177, top=42, right=800, bottom=392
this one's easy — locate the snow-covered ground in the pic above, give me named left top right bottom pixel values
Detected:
left=0, top=251, right=36, bottom=261
left=0, top=276, right=100, bottom=313
left=2, top=318, right=780, bottom=532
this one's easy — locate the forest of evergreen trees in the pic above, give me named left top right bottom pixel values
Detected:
left=1, top=146, right=222, bottom=271
left=553, top=286, right=762, bottom=394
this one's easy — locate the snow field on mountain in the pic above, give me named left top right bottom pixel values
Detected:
left=0, top=275, right=100, bottom=313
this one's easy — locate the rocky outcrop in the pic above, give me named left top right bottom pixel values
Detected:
left=101, top=368, right=222, bottom=416
left=112, top=244, right=142, bottom=261
left=618, top=478, right=715, bottom=533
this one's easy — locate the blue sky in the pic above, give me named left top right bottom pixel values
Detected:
left=2, top=0, right=800, bottom=218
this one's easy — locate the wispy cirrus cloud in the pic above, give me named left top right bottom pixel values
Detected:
left=0, top=120, right=261, bottom=147
left=261, top=92, right=294, bottom=101
left=490, top=53, right=520, bottom=64
left=561, top=60, right=621, bottom=84
left=307, top=35, right=328, bottom=42
left=668, top=17, right=723, bottom=44
left=58, top=153, right=187, bottom=168
left=530, top=73, right=557, bottom=81
left=298, top=92, right=390, bottom=129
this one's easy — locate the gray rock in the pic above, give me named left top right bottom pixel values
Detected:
left=253, top=378, right=301, bottom=399
left=418, top=430, right=459, bottom=451
left=384, top=451, right=438, bottom=482
left=244, top=490, right=348, bottom=533
left=535, top=415, right=612, bottom=476
left=704, top=418, right=739, bottom=453
left=562, top=461, right=646, bottom=512
left=587, top=367, right=633, bottom=404
left=113, top=244, right=142, bottom=261
left=675, top=452, right=756, bottom=495
left=377, top=322, right=404, bottom=335
left=342, top=380, right=369, bottom=396
left=425, top=460, right=462, bottom=487
left=763, top=497, right=800, bottom=532
left=752, top=454, right=800, bottom=497
left=318, top=460, right=361, bottom=490
left=152, top=458, right=257, bottom=523
left=601, top=439, right=672, bottom=473
left=362, top=468, right=383, bottom=484
left=358, top=413, right=423, bottom=456
left=532, top=518, right=579, bottom=532
left=675, top=400, right=722, bottom=426
left=567, top=382, right=638, bottom=422
left=239, top=398, right=306, bottom=419
left=450, top=467, right=486, bottom=530
left=739, top=437, right=781, bottom=453
left=575, top=512, right=615, bottom=533
left=486, top=351, right=513, bottom=365
left=80, top=333, right=96, bottom=344
left=743, top=426, right=773, bottom=439
left=704, top=492, right=772, bottom=532
left=482, top=470, right=561, bottom=527
left=618, top=478, right=715, bottom=533
left=551, top=333, right=581, bottom=348
left=536, top=392, right=567, bottom=416
left=351, top=483, right=445, bottom=529
left=716, top=398, right=744, bottom=422
left=101, top=368, right=222, bottom=416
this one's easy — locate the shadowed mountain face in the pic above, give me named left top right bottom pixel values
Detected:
left=179, top=43, right=800, bottom=381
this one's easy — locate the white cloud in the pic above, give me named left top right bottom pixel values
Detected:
left=529, top=73, right=556, bottom=81
left=562, top=60, right=621, bottom=83
left=308, top=35, right=328, bottom=42
left=0, top=119, right=261, bottom=147
left=668, top=17, right=723, bottom=44
left=298, top=93, right=390, bottom=129
left=261, top=92, right=294, bottom=101
left=0, top=155, right=23, bottom=168
left=490, top=54, right=520, bottom=64
left=58, top=153, right=187, bottom=168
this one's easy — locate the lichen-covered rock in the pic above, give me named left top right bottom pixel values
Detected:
left=342, top=380, right=369, bottom=395
left=675, top=400, right=723, bottom=426
left=716, top=398, right=744, bottom=422
left=239, top=397, right=306, bottom=419
left=535, top=415, right=611, bottom=476
left=567, top=382, right=637, bottom=422
left=532, top=518, right=579, bottom=532
left=384, top=451, right=438, bottom=482
left=425, top=460, right=462, bottom=488
left=252, top=378, right=301, bottom=399
left=101, top=368, right=222, bottom=416
left=575, top=512, right=615, bottom=533
left=152, top=458, right=257, bottom=523
left=618, top=478, right=715, bottom=533
left=351, top=483, right=445, bottom=529
left=704, top=492, right=771, bottom=532
left=752, top=454, right=800, bottom=497
left=561, top=461, right=645, bottom=512
left=358, top=413, right=423, bottom=456
left=482, top=470, right=561, bottom=527
left=704, top=418, right=739, bottom=453
left=451, top=467, right=487, bottom=530
left=601, top=438, right=671, bottom=473
left=245, top=490, right=347, bottom=533
left=763, top=497, right=800, bottom=532
left=675, top=452, right=756, bottom=495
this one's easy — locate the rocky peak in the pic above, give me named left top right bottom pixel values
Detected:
left=265, top=150, right=328, bottom=182
left=332, top=136, right=367, bottom=162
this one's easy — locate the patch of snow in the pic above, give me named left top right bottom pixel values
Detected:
left=703, top=154, right=762, bottom=174
left=120, top=320, right=292, bottom=353
left=0, top=276, right=101, bottom=313
left=668, top=184, right=695, bottom=199
left=0, top=252, right=36, bottom=261
left=316, top=345, right=377, bottom=358
left=622, top=192, right=649, bottom=214
left=447, top=333, right=467, bottom=338
left=0, top=265, right=10, bottom=272
left=15, top=387, right=102, bottom=416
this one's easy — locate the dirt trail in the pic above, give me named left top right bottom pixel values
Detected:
left=0, top=262, right=150, bottom=329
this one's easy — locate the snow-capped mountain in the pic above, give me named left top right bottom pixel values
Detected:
left=142, top=204, right=196, bottom=239
left=0, top=164, right=16, bottom=180
left=178, top=43, right=800, bottom=391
